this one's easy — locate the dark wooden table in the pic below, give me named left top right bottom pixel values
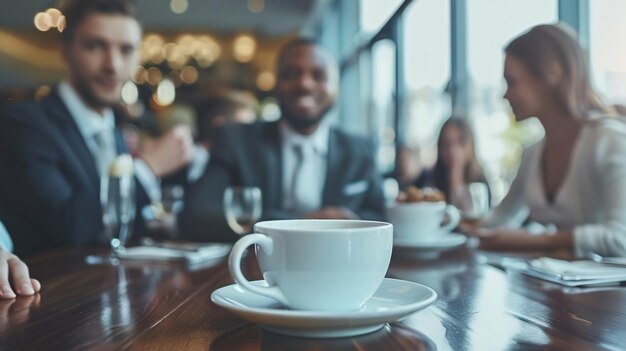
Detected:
left=1, top=245, right=624, bottom=351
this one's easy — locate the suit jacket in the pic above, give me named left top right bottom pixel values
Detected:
left=0, top=90, right=149, bottom=257
left=179, top=121, right=385, bottom=241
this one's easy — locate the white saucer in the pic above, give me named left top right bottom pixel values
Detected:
left=393, top=233, right=467, bottom=258
left=211, top=278, right=437, bottom=338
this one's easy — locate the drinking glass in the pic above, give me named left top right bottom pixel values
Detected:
left=101, top=173, right=136, bottom=255
left=161, top=185, right=184, bottom=215
left=223, top=186, right=262, bottom=235
left=463, top=182, right=490, bottom=224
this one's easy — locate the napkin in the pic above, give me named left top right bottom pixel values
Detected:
left=529, top=257, right=626, bottom=281
left=117, top=243, right=232, bottom=264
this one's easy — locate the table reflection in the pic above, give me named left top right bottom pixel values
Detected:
left=210, top=323, right=436, bottom=351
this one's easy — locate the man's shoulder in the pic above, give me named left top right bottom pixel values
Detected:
left=2, top=93, right=60, bottom=127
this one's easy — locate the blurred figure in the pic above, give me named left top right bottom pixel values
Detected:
left=196, top=91, right=257, bottom=145
left=191, top=91, right=257, bottom=181
left=416, top=117, right=490, bottom=212
left=394, top=144, right=422, bottom=190
left=180, top=38, right=385, bottom=241
left=467, top=24, right=626, bottom=257
left=0, top=221, right=40, bottom=299
left=0, top=0, right=192, bottom=256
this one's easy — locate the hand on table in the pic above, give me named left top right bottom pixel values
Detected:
left=0, top=249, right=40, bottom=299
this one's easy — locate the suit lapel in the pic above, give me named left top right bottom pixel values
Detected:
left=261, top=122, right=283, bottom=208
left=322, top=129, right=346, bottom=205
left=44, top=90, right=100, bottom=187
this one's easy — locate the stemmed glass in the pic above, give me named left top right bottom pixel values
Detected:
left=87, top=155, right=136, bottom=265
left=101, top=172, right=136, bottom=254
left=223, top=186, right=262, bottom=235
left=463, top=182, right=490, bottom=225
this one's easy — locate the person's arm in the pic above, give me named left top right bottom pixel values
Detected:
left=138, top=125, right=194, bottom=185
left=481, top=150, right=532, bottom=229
left=571, top=126, right=626, bottom=257
left=467, top=227, right=573, bottom=251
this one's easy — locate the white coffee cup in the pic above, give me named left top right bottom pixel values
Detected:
left=228, top=219, right=393, bottom=311
left=386, top=202, right=460, bottom=244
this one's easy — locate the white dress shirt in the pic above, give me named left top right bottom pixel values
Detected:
left=187, top=145, right=210, bottom=183
left=484, top=117, right=626, bottom=257
left=280, top=121, right=329, bottom=213
left=58, top=81, right=161, bottom=201
left=0, top=220, right=13, bottom=252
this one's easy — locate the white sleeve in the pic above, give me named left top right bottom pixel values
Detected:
left=573, top=126, right=626, bottom=257
left=482, top=149, right=533, bottom=229
left=0, top=220, right=13, bottom=253
left=134, top=159, right=161, bottom=202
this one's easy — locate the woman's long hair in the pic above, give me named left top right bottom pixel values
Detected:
left=432, top=117, right=486, bottom=201
left=505, top=23, right=612, bottom=119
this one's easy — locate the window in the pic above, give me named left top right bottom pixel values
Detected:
left=371, top=39, right=396, bottom=173
left=590, top=0, right=626, bottom=106
left=359, top=0, right=404, bottom=35
left=467, top=0, right=557, bottom=201
left=402, top=0, right=451, bottom=166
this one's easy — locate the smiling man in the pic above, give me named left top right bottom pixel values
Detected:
left=180, top=38, right=385, bottom=241
left=0, top=0, right=192, bottom=257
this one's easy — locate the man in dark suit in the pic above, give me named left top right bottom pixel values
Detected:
left=180, top=38, right=385, bottom=241
left=0, top=0, right=192, bottom=256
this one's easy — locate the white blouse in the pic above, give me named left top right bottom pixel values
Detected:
left=484, top=118, right=626, bottom=257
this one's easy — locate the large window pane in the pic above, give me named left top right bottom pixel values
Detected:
left=359, top=0, right=404, bottom=34
left=403, top=0, right=451, bottom=165
left=590, top=0, right=626, bottom=106
left=371, top=39, right=397, bottom=173
left=467, top=0, right=557, bottom=201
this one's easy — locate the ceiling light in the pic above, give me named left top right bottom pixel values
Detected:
left=155, top=79, right=176, bottom=106
left=233, top=34, right=257, bottom=63
left=256, top=71, right=276, bottom=91
left=247, top=0, right=265, bottom=13
left=170, top=0, right=189, bottom=14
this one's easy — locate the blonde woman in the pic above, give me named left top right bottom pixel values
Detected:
left=469, top=24, right=626, bottom=257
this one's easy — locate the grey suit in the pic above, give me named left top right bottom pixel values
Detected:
left=179, top=121, right=385, bottom=241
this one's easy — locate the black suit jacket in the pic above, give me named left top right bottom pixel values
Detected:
left=0, top=90, right=149, bottom=256
left=179, top=121, right=385, bottom=242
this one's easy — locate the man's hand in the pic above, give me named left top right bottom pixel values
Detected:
left=139, top=126, right=193, bottom=177
left=304, top=207, right=360, bottom=220
left=0, top=249, right=41, bottom=299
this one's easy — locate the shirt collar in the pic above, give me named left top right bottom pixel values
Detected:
left=279, top=120, right=330, bottom=155
left=58, top=80, right=115, bottom=139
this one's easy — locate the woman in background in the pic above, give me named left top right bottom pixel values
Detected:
left=416, top=117, right=490, bottom=213
left=469, top=23, right=626, bottom=257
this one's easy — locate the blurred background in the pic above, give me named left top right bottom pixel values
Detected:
left=1, top=0, right=625, bottom=203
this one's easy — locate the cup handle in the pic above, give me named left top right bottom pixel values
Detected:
left=440, top=205, right=461, bottom=232
left=228, top=233, right=289, bottom=305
